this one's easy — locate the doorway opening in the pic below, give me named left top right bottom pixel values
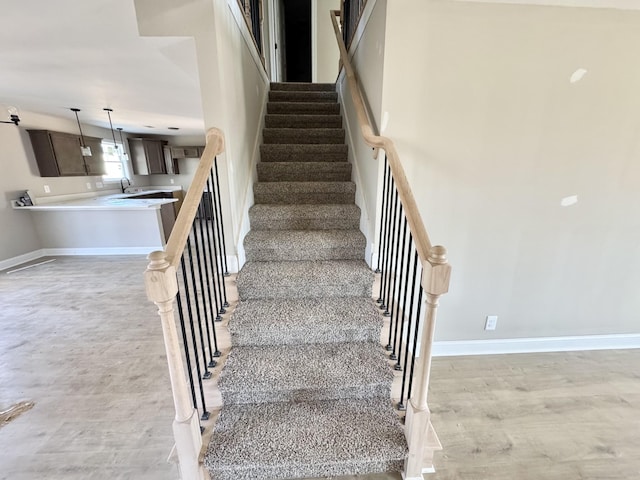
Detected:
left=281, top=0, right=311, bottom=82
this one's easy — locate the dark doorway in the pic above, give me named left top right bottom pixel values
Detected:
left=281, top=0, right=311, bottom=82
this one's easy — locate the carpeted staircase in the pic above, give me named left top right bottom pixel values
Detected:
left=204, top=82, right=408, bottom=480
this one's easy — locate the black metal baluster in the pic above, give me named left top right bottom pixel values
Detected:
left=375, top=159, right=390, bottom=274
left=179, top=255, right=210, bottom=421
left=390, top=216, right=409, bottom=362
left=406, top=285, right=425, bottom=404
left=201, top=186, right=223, bottom=354
left=384, top=191, right=402, bottom=316
left=213, top=158, right=230, bottom=278
left=378, top=173, right=394, bottom=306
left=185, top=237, right=211, bottom=380
left=175, top=291, right=198, bottom=414
left=195, top=200, right=219, bottom=367
left=208, top=174, right=226, bottom=315
left=394, top=232, right=414, bottom=372
left=211, top=169, right=229, bottom=309
left=397, top=249, right=419, bottom=411
left=385, top=196, right=401, bottom=352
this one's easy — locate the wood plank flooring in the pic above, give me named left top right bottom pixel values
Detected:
left=1, top=256, right=639, bottom=479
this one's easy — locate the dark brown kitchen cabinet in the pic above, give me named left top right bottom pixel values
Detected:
left=128, top=138, right=167, bottom=175
left=28, top=130, right=105, bottom=177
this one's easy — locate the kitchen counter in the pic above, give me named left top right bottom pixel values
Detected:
left=12, top=188, right=182, bottom=252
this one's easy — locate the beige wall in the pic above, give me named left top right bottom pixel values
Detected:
left=378, top=0, right=640, bottom=340
left=338, top=0, right=387, bottom=266
left=313, top=0, right=341, bottom=83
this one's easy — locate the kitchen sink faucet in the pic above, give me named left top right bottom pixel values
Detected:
left=120, top=177, right=131, bottom=193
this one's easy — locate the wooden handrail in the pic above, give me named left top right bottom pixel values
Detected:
left=165, top=127, right=225, bottom=268
left=329, top=10, right=432, bottom=264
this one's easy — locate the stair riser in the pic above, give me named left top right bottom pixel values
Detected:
left=263, top=130, right=345, bottom=144
left=222, top=384, right=390, bottom=406
left=267, top=102, right=340, bottom=115
left=238, top=282, right=371, bottom=299
left=249, top=214, right=360, bottom=230
left=260, top=145, right=348, bottom=162
left=270, top=82, right=335, bottom=92
left=257, top=164, right=351, bottom=182
left=265, top=115, right=342, bottom=129
left=269, top=91, right=338, bottom=103
left=245, top=246, right=364, bottom=262
left=231, top=328, right=380, bottom=347
left=209, top=459, right=404, bottom=480
left=254, top=192, right=355, bottom=204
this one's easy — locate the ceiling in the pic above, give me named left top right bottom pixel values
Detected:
left=0, top=0, right=205, bottom=136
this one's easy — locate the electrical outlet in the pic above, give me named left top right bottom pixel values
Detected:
left=169, top=179, right=175, bottom=184
left=86, top=182, right=92, bottom=190
left=43, top=185, right=51, bottom=193
left=485, top=315, right=498, bottom=331
left=96, top=181, right=103, bottom=188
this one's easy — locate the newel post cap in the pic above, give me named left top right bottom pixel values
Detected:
left=421, top=245, right=452, bottom=295
left=144, top=250, right=178, bottom=303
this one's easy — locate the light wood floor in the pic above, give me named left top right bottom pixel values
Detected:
left=1, top=256, right=639, bottom=479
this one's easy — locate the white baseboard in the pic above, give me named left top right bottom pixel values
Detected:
left=42, top=247, right=160, bottom=256
left=433, top=334, right=640, bottom=356
left=0, top=249, right=47, bottom=271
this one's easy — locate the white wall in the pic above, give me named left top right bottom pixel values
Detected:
left=313, top=0, right=341, bottom=83
left=378, top=0, right=640, bottom=340
left=135, top=0, right=269, bottom=268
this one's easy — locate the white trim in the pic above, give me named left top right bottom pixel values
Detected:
left=311, top=0, right=318, bottom=82
left=433, top=334, right=640, bottom=357
left=41, top=247, right=160, bottom=256
left=0, top=249, right=47, bottom=271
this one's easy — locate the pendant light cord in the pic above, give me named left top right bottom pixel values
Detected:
left=104, top=108, right=118, bottom=150
left=70, top=108, right=86, bottom=147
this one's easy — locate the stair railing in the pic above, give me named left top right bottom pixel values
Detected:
left=330, top=10, right=452, bottom=478
left=144, top=127, right=227, bottom=480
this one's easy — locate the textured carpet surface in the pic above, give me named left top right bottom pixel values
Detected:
left=218, top=342, right=393, bottom=404
left=204, top=398, right=407, bottom=480
left=260, top=143, right=348, bottom=162
left=229, top=297, right=382, bottom=346
left=248, top=204, right=361, bottom=230
left=204, top=81, right=405, bottom=480
left=244, top=229, right=365, bottom=261
left=237, top=260, right=373, bottom=299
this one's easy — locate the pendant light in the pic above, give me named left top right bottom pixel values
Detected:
left=0, top=106, right=20, bottom=125
left=70, top=108, right=91, bottom=156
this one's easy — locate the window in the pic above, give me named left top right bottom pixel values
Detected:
left=101, top=140, right=127, bottom=180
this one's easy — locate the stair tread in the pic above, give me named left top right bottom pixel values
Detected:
left=218, top=342, right=392, bottom=402
left=204, top=397, right=407, bottom=480
left=230, top=297, right=382, bottom=346
left=245, top=229, right=365, bottom=249
left=270, top=82, right=336, bottom=91
left=237, top=260, right=373, bottom=299
left=267, top=102, right=340, bottom=114
left=269, top=91, right=338, bottom=102
left=244, top=229, right=365, bottom=261
left=260, top=143, right=348, bottom=162
left=249, top=204, right=361, bottom=230
left=254, top=181, right=356, bottom=193
left=257, top=162, right=352, bottom=182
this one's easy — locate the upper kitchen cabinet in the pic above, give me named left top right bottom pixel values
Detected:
left=28, top=130, right=106, bottom=177
left=170, top=146, right=203, bottom=159
left=128, top=138, right=167, bottom=175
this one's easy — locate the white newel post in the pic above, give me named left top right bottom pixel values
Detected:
left=145, top=251, right=207, bottom=480
left=404, top=246, right=451, bottom=479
